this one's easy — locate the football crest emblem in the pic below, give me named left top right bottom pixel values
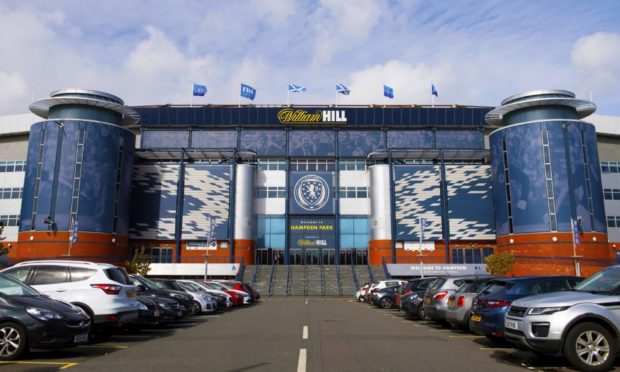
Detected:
left=294, top=175, right=329, bottom=211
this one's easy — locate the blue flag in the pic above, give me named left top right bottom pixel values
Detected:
left=432, top=84, right=438, bottom=97
left=384, top=85, right=394, bottom=99
left=288, top=83, right=307, bottom=93
left=240, top=83, right=256, bottom=100
left=336, top=83, right=350, bottom=96
left=193, top=83, right=207, bottom=96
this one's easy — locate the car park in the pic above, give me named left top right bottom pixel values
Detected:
left=152, top=279, right=217, bottom=314
left=365, top=280, right=406, bottom=302
left=400, top=278, right=441, bottom=320
left=1, top=260, right=140, bottom=328
left=130, top=275, right=193, bottom=316
left=0, top=273, right=91, bottom=360
left=470, top=276, right=582, bottom=341
left=188, top=280, right=233, bottom=309
left=371, top=285, right=400, bottom=309
left=204, top=281, right=251, bottom=305
left=505, top=265, right=620, bottom=372
left=446, top=276, right=497, bottom=330
left=423, top=276, right=475, bottom=322
left=356, top=283, right=371, bottom=302
left=133, top=297, right=162, bottom=327
left=395, top=277, right=437, bottom=307
left=217, top=280, right=260, bottom=303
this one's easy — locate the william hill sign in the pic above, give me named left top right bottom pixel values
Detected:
left=277, top=109, right=347, bottom=124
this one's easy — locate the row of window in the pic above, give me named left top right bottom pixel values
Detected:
left=0, top=161, right=26, bottom=173
left=607, top=216, right=620, bottom=228
left=604, top=189, right=620, bottom=200
left=601, top=162, right=620, bottom=174
left=255, top=187, right=369, bottom=199
left=451, top=248, right=494, bottom=264
left=0, top=215, right=19, bottom=227
left=0, top=188, right=23, bottom=199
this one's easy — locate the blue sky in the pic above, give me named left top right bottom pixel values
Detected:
left=1, top=0, right=619, bottom=115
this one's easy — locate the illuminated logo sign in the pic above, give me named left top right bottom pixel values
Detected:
left=277, top=109, right=347, bottom=124
left=293, top=175, right=330, bottom=211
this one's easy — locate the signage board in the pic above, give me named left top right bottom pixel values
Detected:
left=289, top=172, right=335, bottom=215
left=289, top=217, right=336, bottom=249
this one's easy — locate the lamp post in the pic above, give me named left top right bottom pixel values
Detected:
left=571, top=217, right=582, bottom=276
left=419, top=217, right=425, bottom=278
left=204, top=216, right=215, bottom=281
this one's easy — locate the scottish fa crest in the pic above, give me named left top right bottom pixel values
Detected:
left=294, top=175, right=330, bottom=211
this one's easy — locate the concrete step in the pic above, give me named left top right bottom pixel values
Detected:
left=370, top=266, right=387, bottom=281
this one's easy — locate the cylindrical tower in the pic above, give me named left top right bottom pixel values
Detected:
left=488, top=89, right=611, bottom=276
left=368, top=164, right=392, bottom=264
left=17, top=89, right=139, bottom=261
left=234, top=163, right=256, bottom=264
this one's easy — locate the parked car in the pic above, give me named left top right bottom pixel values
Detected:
left=469, top=276, right=582, bottom=341
left=218, top=280, right=260, bottom=302
left=133, top=297, right=162, bottom=327
left=150, top=296, right=184, bottom=322
left=365, top=280, right=406, bottom=303
left=423, top=276, right=476, bottom=322
left=204, top=281, right=251, bottom=305
left=2, top=260, right=140, bottom=328
left=505, top=265, right=620, bottom=372
left=129, top=275, right=193, bottom=315
left=0, top=274, right=91, bottom=360
left=446, top=276, right=497, bottom=330
left=400, top=278, right=442, bottom=320
left=395, top=277, right=437, bottom=307
left=371, top=285, right=401, bottom=309
left=152, top=279, right=217, bottom=314
left=356, top=283, right=371, bottom=302
left=188, top=280, right=233, bottom=310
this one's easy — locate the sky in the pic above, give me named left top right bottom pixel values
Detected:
left=0, top=0, right=619, bottom=116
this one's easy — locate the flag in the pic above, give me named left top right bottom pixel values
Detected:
left=384, top=85, right=394, bottom=99
left=573, top=218, right=581, bottom=245
left=240, top=83, right=256, bottom=100
left=336, top=83, right=350, bottom=96
left=193, top=83, right=207, bottom=96
left=432, top=84, right=438, bottom=97
left=288, top=83, right=307, bottom=93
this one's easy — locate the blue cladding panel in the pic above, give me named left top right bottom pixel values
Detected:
left=129, top=164, right=179, bottom=240
left=584, top=123, right=606, bottom=232
left=490, top=132, right=509, bottom=236
left=446, top=165, right=495, bottom=239
left=387, top=130, right=433, bottom=148
left=117, top=131, right=136, bottom=235
left=52, top=122, right=79, bottom=231
left=394, top=165, right=443, bottom=241
left=191, top=130, right=237, bottom=148
left=78, top=124, right=120, bottom=232
left=19, top=123, right=42, bottom=231
left=435, top=130, right=483, bottom=149
left=547, top=122, right=571, bottom=231
left=34, top=123, right=59, bottom=231
left=289, top=131, right=336, bottom=157
left=182, top=165, right=231, bottom=240
left=566, top=123, right=590, bottom=231
left=142, top=130, right=189, bottom=149
left=338, top=131, right=385, bottom=157
left=505, top=124, right=549, bottom=233
left=239, top=130, right=286, bottom=156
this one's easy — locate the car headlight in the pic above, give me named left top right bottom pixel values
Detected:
left=526, top=306, right=568, bottom=315
left=26, top=307, right=63, bottom=321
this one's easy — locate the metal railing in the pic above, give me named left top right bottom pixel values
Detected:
left=381, top=257, right=391, bottom=279
left=285, top=265, right=292, bottom=296
left=268, top=262, right=276, bottom=296
left=252, top=264, right=261, bottom=286
left=320, top=260, right=325, bottom=296
left=367, top=264, right=375, bottom=283
left=336, top=264, right=342, bottom=296
left=235, top=257, right=245, bottom=281
left=304, top=264, right=309, bottom=297
left=351, top=264, right=359, bottom=291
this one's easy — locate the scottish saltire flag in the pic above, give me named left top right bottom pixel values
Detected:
left=432, top=84, right=438, bottom=97
left=384, top=84, right=394, bottom=99
left=336, top=83, right=350, bottom=95
left=288, top=83, right=307, bottom=93
left=240, top=84, right=256, bottom=100
left=193, top=83, right=207, bottom=96
left=573, top=218, right=581, bottom=244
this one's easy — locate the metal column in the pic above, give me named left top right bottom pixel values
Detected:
left=174, top=148, right=186, bottom=263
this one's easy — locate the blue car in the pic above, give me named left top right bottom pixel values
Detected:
left=469, top=276, right=582, bottom=341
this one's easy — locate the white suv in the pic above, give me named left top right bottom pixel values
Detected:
left=1, top=260, right=140, bottom=327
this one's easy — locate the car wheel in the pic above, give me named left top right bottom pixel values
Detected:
left=417, top=304, right=430, bottom=320
left=191, top=301, right=202, bottom=315
left=0, top=322, right=27, bottom=361
left=564, top=322, right=616, bottom=372
left=380, top=297, right=393, bottom=309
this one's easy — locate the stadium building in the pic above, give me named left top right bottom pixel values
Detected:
left=1, top=88, right=619, bottom=278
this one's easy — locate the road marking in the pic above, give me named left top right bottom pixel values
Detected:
left=306, top=298, right=308, bottom=304
left=0, top=361, right=78, bottom=369
left=79, top=344, right=129, bottom=349
left=430, top=329, right=451, bottom=332
left=449, top=335, right=481, bottom=338
left=303, top=325, right=308, bottom=339
left=480, top=347, right=513, bottom=350
left=297, top=348, right=307, bottom=372
left=204, top=314, right=221, bottom=317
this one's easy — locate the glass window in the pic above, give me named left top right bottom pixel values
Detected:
left=104, top=267, right=131, bottom=285
left=608, top=217, right=617, bottom=228
left=31, top=266, right=69, bottom=285
left=613, top=190, right=620, bottom=200
left=602, top=163, right=610, bottom=173
left=3, top=267, right=32, bottom=282
left=604, top=189, right=612, bottom=200
left=70, top=268, right=97, bottom=282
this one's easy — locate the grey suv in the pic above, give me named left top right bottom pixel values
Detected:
left=505, top=265, right=620, bottom=372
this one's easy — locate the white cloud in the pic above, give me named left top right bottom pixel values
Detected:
left=571, top=32, right=620, bottom=88
left=252, top=0, right=296, bottom=24
left=0, top=71, right=28, bottom=114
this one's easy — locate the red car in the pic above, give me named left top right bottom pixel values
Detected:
left=202, top=281, right=245, bottom=306
left=218, top=281, right=260, bottom=302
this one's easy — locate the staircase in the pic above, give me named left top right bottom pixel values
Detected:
left=355, top=265, right=371, bottom=287
left=270, top=265, right=288, bottom=296
left=307, top=266, right=323, bottom=296
left=370, top=265, right=387, bottom=282
left=323, top=266, right=340, bottom=296
left=252, top=265, right=271, bottom=295
left=289, top=265, right=306, bottom=296
left=339, top=266, right=358, bottom=297
left=243, top=265, right=258, bottom=284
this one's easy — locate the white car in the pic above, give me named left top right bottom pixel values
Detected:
left=182, top=280, right=233, bottom=309
left=174, top=280, right=217, bottom=313
left=2, top=260, right=140, bottom=326
left=365, top=280, right=407, bottom=301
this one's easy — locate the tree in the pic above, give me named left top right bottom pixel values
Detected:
left=484, top=252, right=515, bottom=275
left=125, top=246, right=151, bottom=276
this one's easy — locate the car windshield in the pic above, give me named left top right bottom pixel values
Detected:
left=134, top=276, right=160, bottom=290
left=208, top=282, right=231, bottom=290
left=0, top=274, right=40, bottom=296
left=575, top=266, right=620, bottom=294
left=480, top=281, right=511, bottom=295
left=179, top=281, right=203, bottom=292
left=456, top=280, right=475, bottom=293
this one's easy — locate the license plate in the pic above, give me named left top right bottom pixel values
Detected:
left=74, top=333, right=89, bottom=343
left=448, top=298, right=455, bottom=307
left=470, top=314, right=482, bottom=322
left=505, top=319, right=520, bottom=330
left=424, top=296, right=431, bottom=305
left=126, top=290, right=135, bottom=298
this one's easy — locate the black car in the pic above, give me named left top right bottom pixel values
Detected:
left=133, top=297, right=163, bottom=327
left=0, top=274, right=91, bottom=360
left=151, top=296, right=183, bottom=322
left=399, top=278, right=441, bottom=320
left=130, top=275, right=193, bottom=316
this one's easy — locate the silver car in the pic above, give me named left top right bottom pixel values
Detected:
left=423, top=276, right=472, bottom=322
left=446, top=276, right=496, bottom=329
left=505, top=265, right=620, bottom=372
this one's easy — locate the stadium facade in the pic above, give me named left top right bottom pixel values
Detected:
left=1, top=88, right=620, bottom=277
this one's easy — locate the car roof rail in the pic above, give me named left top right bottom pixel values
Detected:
left=12, top=260, right=108, bottom=267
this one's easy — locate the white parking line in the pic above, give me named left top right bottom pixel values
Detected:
left=306, top=298, right=308, bottom=305
left=303, top=325, right=308, bottom=339
left=297, top=348, right=307, bottom=372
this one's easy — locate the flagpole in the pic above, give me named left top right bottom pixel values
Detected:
left=287, top=89, right=290, bottom=106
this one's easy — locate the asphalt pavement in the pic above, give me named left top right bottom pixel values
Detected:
left=4, top=298, right=620, bottom=371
